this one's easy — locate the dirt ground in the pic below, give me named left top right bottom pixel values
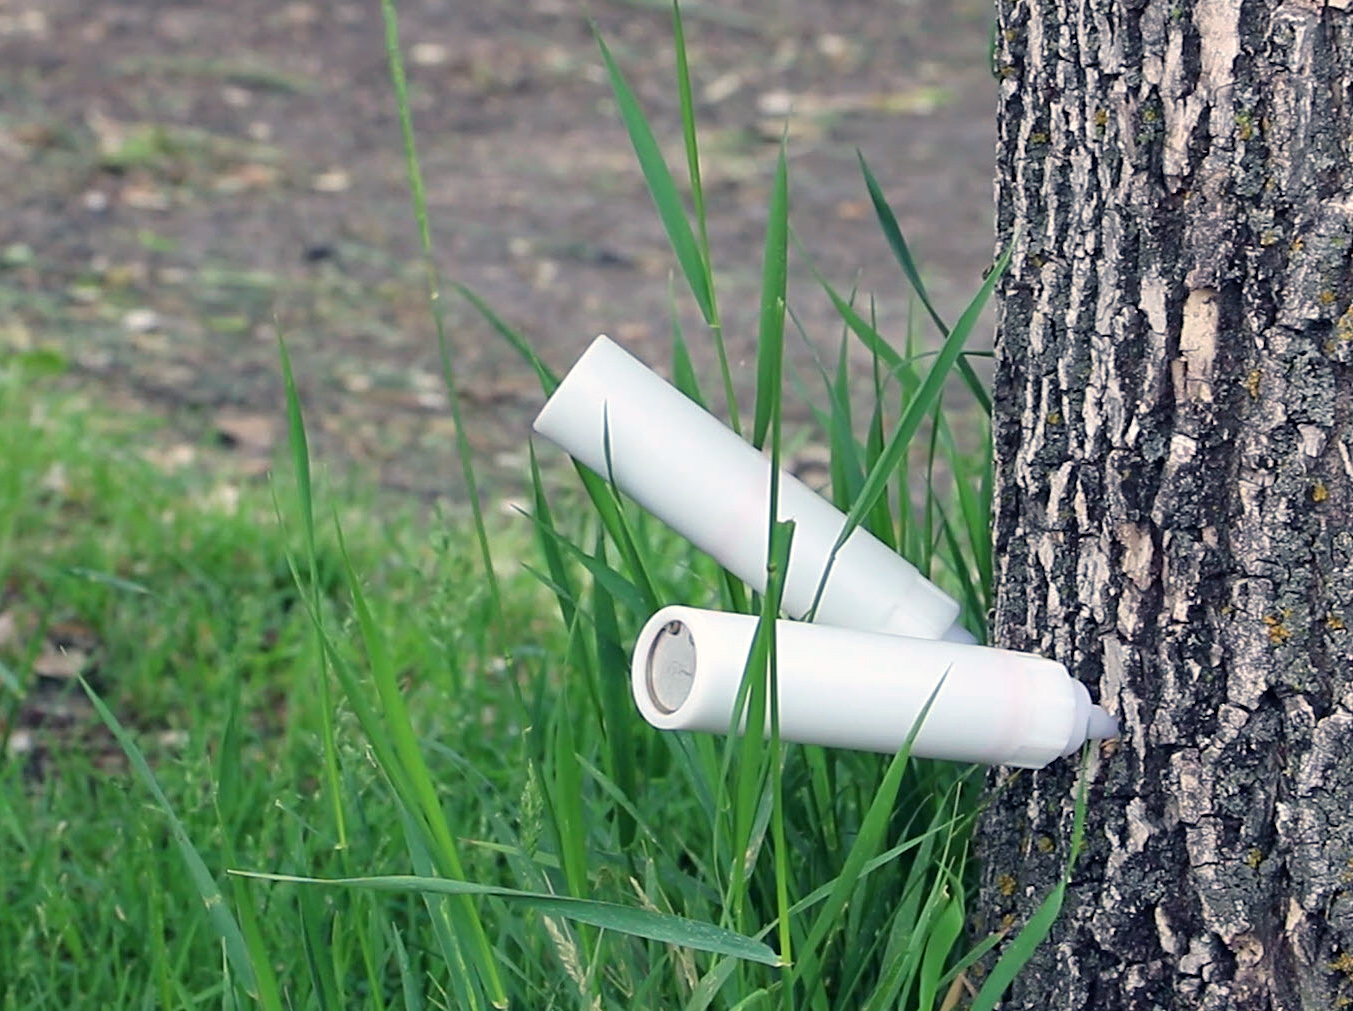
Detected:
left=0, top=0, right=997, bottom=503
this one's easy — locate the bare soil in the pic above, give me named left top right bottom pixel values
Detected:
left=0, top=0, right=996, bottom=502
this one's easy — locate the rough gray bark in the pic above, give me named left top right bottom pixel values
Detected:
left=976, top=1, right=1353, bottom=1008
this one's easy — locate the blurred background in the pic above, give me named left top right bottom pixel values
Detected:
left=1, top=0, right=996, bottom=502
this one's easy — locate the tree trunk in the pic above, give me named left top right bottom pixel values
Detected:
left=977, top=2, right=1353, bottom=1008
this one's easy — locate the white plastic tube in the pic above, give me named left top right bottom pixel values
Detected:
left=534, top=335, right=966, bottom=641
left=632, top=606, right=1119, bottom=768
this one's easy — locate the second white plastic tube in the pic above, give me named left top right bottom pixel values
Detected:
left=632, top=605, right=1115, bottom=768
left=533, top=335, right=965, bottom=641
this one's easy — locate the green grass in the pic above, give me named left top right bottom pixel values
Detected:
left=0, top=3, right=1089, bottom=1008
left=0, top=361, right=559, bottom=1009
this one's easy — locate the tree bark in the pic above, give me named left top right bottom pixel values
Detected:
left=977, top=1, right=1353, bottom=1008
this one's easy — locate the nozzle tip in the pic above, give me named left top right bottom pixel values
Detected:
left=1087, top=705, right=1119, bottom=741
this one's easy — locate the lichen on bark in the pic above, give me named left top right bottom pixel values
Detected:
left=979, top=1, right=1353, bottom=1008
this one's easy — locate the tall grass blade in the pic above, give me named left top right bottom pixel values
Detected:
left=673, top=1, right=710, bottom=267
left=811, top=241, right=1011, bottom=615
left=857, top=153, right=992, bottom=415
left=757, top=226, right=796, bottom=990
left=724, top=605, right=774, bottom=922
left=801, top=248, right=903, bottom=377
left=276, top=378, right=398, bottom=1010
left=279, top=541, right=419, bottom=811
left=215, top=668, right=245, bottom=829
left=527, top=445, right=581, bottom=624
left=0, top=657, right=19, bottom=696
left=575, top=754, right=661, bottom=845
left=917, top=886, right=965, bottom=1011
left=453, top=281, right=559, bottom=394
left=764, top=525, right=794, bottom=984
left=570, top=461, right=661, bottom=614
left=751, top=144, right=789, bottom=450
left=865, top=343, right=898, bottom=551
left=215, top=670, right=287, bottom=1011
left=790, top=676, right=947, bottom=1001
left=392, top=926, right=426, bottom=1011
left=234, top=872, right=783, bottom=967
left=937, top=505, right=982, bottom=630
left=600, top=407, right=664, bottom=610
left=968, top=749, right=1092, bottom=1011
left=526, top=513, right=649, bottom=620
left=80, top=679, right=272, bottom=1008
left=922, top=397, right=943, bottom=575
left=827, top=330, right=864, bottom=512
left=970, top=886, right=1064, bottom=1009
left=550, top=685, right=589, bottom=899
left=725, top=141, right=791, bottom=918
left=297, top=885, right=343, bottom=1011
left=279, top=341, right=316, bottom=562
left=589, top=536, right=638, bottom=846
left=669, top=279, right=708, bottom=406
left=979, top=442, right=995, bottom=605
left=950, top=434, right=991, bottom=611
left=857, top=153, right=943, bottom=343
left=684, top=957, right=742, bottom=1011
left=725, top=206, right=792, bottom=937
left=279, top=340, right=348, bottom=852
left=401, top=810, right=487, bottom=1011
left=596, top=32, right=714, bottom=326
left=379, top=0, right=505, bottom=645
left=64, top=566, right=152, bottom=596
left=525, top=445, right=609, bottom=740
left=671, top=0, right=741, bottom=431
left=335, top=526, right=507, bottom=1005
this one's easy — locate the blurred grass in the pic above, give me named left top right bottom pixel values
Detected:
left=0, top=359, right=552, bottom=1008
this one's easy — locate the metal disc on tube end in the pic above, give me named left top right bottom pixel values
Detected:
left=645, top=619, right=696, bottom=714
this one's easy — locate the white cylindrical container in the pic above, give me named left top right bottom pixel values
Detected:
left=632, top=606, right=1118, bottom=769
left=534, top=335, right=964, bottom=641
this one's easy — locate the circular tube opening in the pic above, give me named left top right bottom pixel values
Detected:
left=645, top=619, right=696, bottom=714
